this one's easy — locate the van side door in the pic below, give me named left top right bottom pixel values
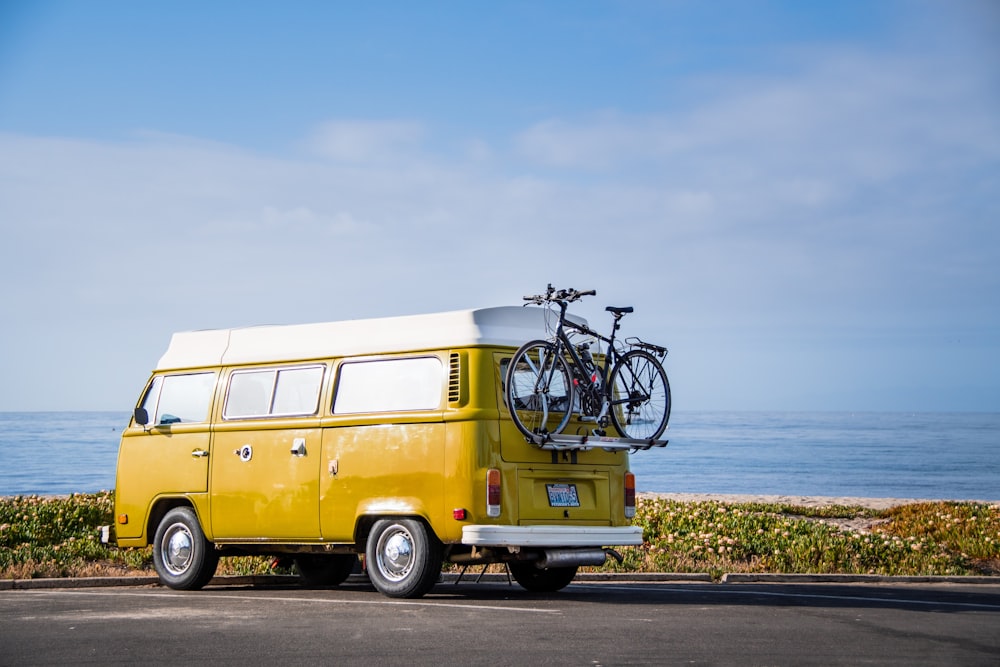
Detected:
left=210, top=365, right=325, bottom=540
left=115, top=371, right=217, bottom=541
left=320, top=356, right=447, bottom=541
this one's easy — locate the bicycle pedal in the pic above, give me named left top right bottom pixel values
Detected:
left=591, top=429, right=606, bottom=437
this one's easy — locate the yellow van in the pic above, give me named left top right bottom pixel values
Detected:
left=110, top=306, right=663, bottom=598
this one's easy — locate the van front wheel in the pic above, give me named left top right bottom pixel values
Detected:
left=152, top=507, right=219, bottom=590
left=366, top=518, right=442, bottom=599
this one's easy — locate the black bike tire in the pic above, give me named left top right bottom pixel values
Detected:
left=504, top=339, right=575, bottom=439
left=608, top=349, right=671, bottom=440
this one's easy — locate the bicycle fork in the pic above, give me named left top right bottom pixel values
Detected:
left=529, top=345, right=563, bottom=424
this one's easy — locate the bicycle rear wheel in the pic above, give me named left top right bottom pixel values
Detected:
left=505, top=340, right=575, bottom=439
left=609, top=349, right=670, bottom=440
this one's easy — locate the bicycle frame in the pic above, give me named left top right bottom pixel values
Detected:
left=546, top=299, right=625, bottom=426
left=508, top=284, right=671, bottom=447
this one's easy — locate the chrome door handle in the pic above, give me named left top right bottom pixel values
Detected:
left=290, top=438, right=307, bottom=457
left=191, top=449, right=209, bottom=458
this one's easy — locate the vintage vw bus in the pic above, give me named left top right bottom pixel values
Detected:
left=109, top=306, right=660, bottom=598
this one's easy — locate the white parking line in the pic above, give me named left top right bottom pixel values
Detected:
left=29, top=589, right=562, bottom=614
left=574, top=583, right=1000, bottom=611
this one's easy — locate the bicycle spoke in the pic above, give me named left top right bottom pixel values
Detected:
left=505, top=341, right=574, bottom=439
left=609, top=350, right=670, bottom=440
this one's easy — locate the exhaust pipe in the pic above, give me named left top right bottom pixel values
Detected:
left=535, top=548, right=608, bottom=569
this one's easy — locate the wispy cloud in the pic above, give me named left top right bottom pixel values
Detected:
left=307, top=119, right=427, bottom=163
left=1, top=8, right=997, bottom=410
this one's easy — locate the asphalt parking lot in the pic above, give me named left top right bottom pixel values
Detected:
left=2, top=578, right=998, bottom=665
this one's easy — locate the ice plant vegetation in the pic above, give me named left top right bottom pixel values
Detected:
left=1, top=494, right=998, bottom=581
left=0, top=492, right=277, bottom=579
left=607, top=497, right=1000, bottom=579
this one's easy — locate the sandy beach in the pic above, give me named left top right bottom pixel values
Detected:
left=640, top=492, right=1000, bottom=510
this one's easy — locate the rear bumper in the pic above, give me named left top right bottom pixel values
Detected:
left=462, top=524, right=643, bottom=548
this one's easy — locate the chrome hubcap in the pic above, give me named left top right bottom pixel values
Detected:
left=376, top=525, right=414, bottom=582
left=162, top=523, right=193, bottom=575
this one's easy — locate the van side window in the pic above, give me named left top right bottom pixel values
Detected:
left=334, top=357, right=443, bottom=414
left=143, top=372, right=217, bottom=424
left=225, top=366, right=324, bottom=419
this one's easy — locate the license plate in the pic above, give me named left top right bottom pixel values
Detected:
left=546, top=483, right=580, bottom=508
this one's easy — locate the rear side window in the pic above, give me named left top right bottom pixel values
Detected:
left=224, top=366, right=324, bottom=418
left=141, top=372, right=217, bottom=425
left=333, top=357, right=443, bottom=414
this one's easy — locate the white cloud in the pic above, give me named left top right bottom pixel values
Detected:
left=1, top=17, right=997, bottom=411
left=307, top=119, right=426, bottom=163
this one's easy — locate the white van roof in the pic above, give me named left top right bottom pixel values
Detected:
left=155, top=306, right=585, bottom=370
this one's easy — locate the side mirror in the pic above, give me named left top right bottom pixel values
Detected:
left=134, top=407, right=149, bottom=426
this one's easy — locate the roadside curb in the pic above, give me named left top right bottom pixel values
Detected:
left=0, top=576, right=159, bottom=591
left=442, top=572, right=715, bottom=584
left=2, top=572, right=997, bottom=591
left=719, top=572, right=1000, bottom=585
left=0, top=574, right=301, bottom=591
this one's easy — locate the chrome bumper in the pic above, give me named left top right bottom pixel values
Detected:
left=462, top=524, right=643, bottom=547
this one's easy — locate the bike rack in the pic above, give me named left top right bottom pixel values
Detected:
left=527, top=432, right=669, bottom=452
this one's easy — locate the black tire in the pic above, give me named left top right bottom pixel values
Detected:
left=609, top=350, right=671, bottom=440
left=152, top=506, right=219, bottom=591
left=505, top=340, right=575, bottom=439
left=365, top=518, right=442, bottom=599
left=295, top=554, right=358, bottom=587
left=508, top=563, right=578, bottom=592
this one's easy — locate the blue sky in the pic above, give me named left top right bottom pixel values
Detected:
left=1, top=1, right=997, bottom=412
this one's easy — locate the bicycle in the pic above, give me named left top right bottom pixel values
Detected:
left=504, top=284, right=671, bottom=444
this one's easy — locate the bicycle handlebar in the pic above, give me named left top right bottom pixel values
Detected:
left=522, top=284, right=597, bottom=305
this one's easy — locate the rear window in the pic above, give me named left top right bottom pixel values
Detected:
left=333, top=357, right=443, bottom=414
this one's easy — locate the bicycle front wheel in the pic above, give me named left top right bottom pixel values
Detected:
left=609, top=350, right=671, bottom=440
left=505, top=340, right=575, bottom=439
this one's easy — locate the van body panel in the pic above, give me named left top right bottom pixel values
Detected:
left=114, top=422, right=210, bottom=540
left=515, top=468, right=611, bottom=523
left=319, top=421, right=446, bottom=541
left=492, top=351, right=622, bottom=466
left=210, top=417, right=322, bottom=540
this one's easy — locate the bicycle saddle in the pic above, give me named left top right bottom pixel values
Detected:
left=606, top=306, right=634, bottom=315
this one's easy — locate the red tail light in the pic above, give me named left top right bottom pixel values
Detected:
left=487, top=468, right=501, bottom=517
left=624, top=472, right=636, bottom=519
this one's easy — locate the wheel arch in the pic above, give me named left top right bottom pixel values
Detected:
left=145, top=496, right=198, bottom=546
left=354, top=512, right=441, bottom=549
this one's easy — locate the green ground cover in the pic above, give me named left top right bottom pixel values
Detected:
left=608, top=497, right=999, bottom=579
left=1, top=492, right=997, bottom=581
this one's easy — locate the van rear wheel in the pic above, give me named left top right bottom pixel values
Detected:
left=365, top=518, right=442, bottom=599
left=508, top=563, right=578, bottom=592
left=152, top=507, right=219, bottom=590
left=295, top=554, right=358, bottom=587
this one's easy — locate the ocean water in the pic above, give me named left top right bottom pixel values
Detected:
left=0, top=412, right=127, bottom=496
left=631, top=411, right=1000, bottom=500
left=0, top=411, right=997, bottom=500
